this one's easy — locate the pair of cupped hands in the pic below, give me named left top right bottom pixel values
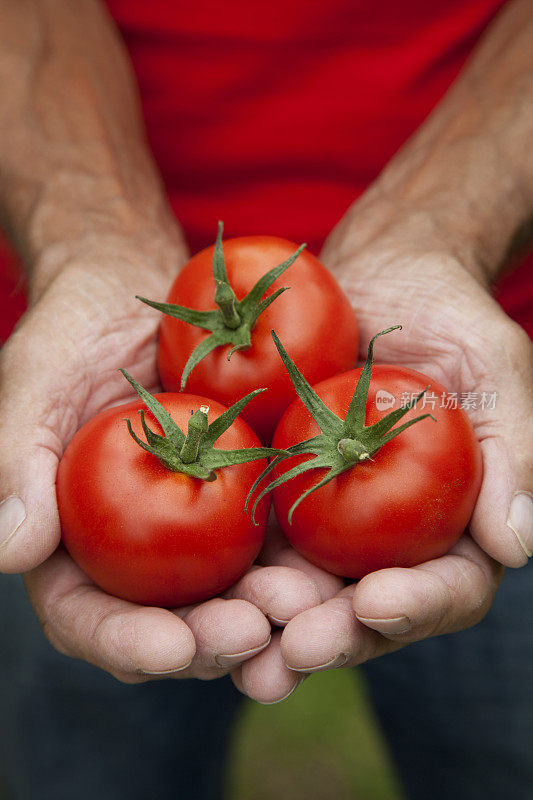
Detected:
left=0, top=199, right=531, bottom=704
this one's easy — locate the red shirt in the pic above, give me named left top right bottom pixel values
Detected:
left=1, top=0, right=531, bottom=340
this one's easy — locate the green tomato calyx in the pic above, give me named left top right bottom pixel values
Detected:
left=337, top=438, right=371, bottom=463
left=136, top=221, right=307, bottom=391
left=120, top=370, right=286, bottom=482
left=246, top=326, right=436, bottom=523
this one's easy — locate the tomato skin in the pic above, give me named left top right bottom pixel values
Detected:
left=158, top=236, right=358, bottom=443
left=271, top=366, right=482, bottom=578
left=57, top=395, right=269, bottom=607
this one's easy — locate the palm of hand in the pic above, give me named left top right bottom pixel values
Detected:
left=333, top=245, right=532, bottom=561
left=237, top=241, right=531, bottom=693
left=0, top=262, right=323, bottom=693
left=2, top=239, right=529, bottom=703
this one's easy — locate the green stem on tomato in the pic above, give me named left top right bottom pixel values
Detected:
left=337, top=438, right=371, bottom=464
left=119, top=370, right=288, bottom=482
left=214, top=281, right=242, bottom=329
left=136, top=221, right=307, bottom=390
left=246, top=327, right=437, bottom=524
left=179, top=406, right=209, bottom=463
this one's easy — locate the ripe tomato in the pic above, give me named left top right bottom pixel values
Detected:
left=157, top=236, right=358, bottom=442
left=57, top=394, right=269, bottom=607
left=270, top=366, right=482, bottom=578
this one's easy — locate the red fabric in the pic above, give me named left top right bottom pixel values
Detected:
left=0, top=0, right=531, bottom=341
left=0, top=241, right=25, bottom=342
left=105, top=0, right=506, bottom=251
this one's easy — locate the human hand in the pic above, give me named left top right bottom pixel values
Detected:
left=322, top=200, right=533, bottom=568
left=269, top=0, right=533, bottom=685
left=233, top=530, right=503, bottom=698
left=236, top=198, right=531, bottom=694
left=0, top=239, right=323, bottom=683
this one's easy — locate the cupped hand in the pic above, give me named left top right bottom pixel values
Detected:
left=0, top=243, right=323, bottom=683
left=236, top=201, right=532, bottom=697
left=232, top=528, right=502, bottom=698
left=231, top=520, right=345, bottom=702
left=279, top=535, right=503, bottom=677
left=322, top=204, right=533, bottom=568
left=24, top=543, right=322, bottom=683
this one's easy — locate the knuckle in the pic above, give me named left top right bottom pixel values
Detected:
left=40, top=616, right=72, bottom=657
left=89, top=608, right=132, bottom=656
left=446, top=556, right=496, bottom=628
left=35, top=584, right=83, bottom=658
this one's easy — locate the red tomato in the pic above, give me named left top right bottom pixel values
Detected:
left=271, top=366, right=482, bottom=578
left=57, top=394, right=269, bottom=607
left=158, top=236, right=358, bottom=442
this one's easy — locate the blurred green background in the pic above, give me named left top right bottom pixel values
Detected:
left=228, top=668, right=405, bottom=800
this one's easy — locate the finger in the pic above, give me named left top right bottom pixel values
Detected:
left=266, top=549, right=345, bottom=602
left=281, top=535, right=502, bottom=671
left=174, top=598, right=271, bottom=680
left=354, top=534, right=503, bottom=640
left=229, top=565, right=322, bottom=626
left=469, top=318, right=533, bottom=567
left=25, top=548, right=197, bottom=683
left=257, top=520, right=345, bottom=602
left=233, top=631, right=304, bottom=704
left=280, top=587, right=366, bottom=672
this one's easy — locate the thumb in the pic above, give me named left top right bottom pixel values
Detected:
left=0, top=300, right=90, bottom=573
left=469, top=317, right=533, bottom=568
left=0, top=241, right=181, bottom=574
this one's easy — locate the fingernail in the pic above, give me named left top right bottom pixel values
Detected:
left=287, top=652, right=349, bottom=673
left=258, top=676, right=306, bottom=705
left=0, top=496, right=26, bottom=549
left=267, top=614, right=291, bottom=627
left=506, top=492, right=533, bottom=558
left=215, top=636, right=271, bottom=668
left=356, top=615, right=411, bottom=634
left=141, top=658, right=194, bottom=676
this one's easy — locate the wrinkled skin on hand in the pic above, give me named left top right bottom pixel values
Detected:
left=0, top=248, right=324, bottom=688
left=0, top=213, right=530, bottom=701
left=231, top=207, right=532, bottom=703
